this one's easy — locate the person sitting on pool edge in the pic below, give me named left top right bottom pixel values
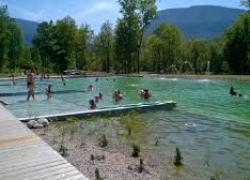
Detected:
left=139, top=89, right=151, bottom=100
left=46, top=84, right=52, bottom=100
left=89, top=99, right=96, bottom=109
left=113, top=90, right=123, bottom=103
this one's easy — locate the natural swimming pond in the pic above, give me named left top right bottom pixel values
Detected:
left=1, top=76, right=250, bottom=179
left=0, top=76, right=250, bottom=123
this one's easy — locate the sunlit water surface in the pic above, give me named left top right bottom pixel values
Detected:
left=1, top=76, right=250, bottom=179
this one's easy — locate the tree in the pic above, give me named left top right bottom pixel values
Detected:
left=75, top=25, right=91, bottom=70
left=186, top=39, right=209, bottom=73
left=53, top=17, right=78, bottom=72
left=30, top=48, right=42, bottom=72
left=223, top=13, right=250, bottom=74
left=115, top=0, right=140, bottom=73
left=147, top=23, right=183, bottom=73
left=7, top=21, right=23, bottom=73
left=0, top=6, right=24, bottom=73
left=147, top=34, right=163, bottom=72
left=96, top=21, right=113, bottom=73
left=136, top=0, right=157, bottom=73
left=114, top=19, right=127, bottom=73
left=33, top=21, right=55, bottom=72
left=208, top=40, right=224, bottom=74
left=242, top=0, right=250, bottom=12
left=0, top=5, right=10, bottom=72
left=21, top=47, right=33, bottom=70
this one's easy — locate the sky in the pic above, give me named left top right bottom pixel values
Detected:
left=0, top=0, right=244, bottom=32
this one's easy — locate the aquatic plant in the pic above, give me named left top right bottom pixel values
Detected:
left=174, top=147, right=183, bottom=166
left=59, top=145, right=68, bottom=157
left=155, top=137, right=159, bottom=146
left=132, top=144, right=140, bottom=158
left=90, top=154, right=95, bottom=161
left=95, top=168, right=102, bottom=180
left=138, top=158, right=144, bottom=173
left=120, top=111, right=144, bottom=137
left=67, top=117, right=80, bottom=140
left=210, top=176, right=220, bottom=180
left=210, top=171, right=221, bottom=180
left=99, top=134, right=108, bottom=148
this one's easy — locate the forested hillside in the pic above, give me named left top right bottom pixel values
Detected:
left=146, top=5, right=245, bottom=38
left=14, top=18, right=38, bottom=45
left=1, top=1, right=250, bottom=75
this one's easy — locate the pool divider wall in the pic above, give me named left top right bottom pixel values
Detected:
left=19, top=101, right=176, bottom=122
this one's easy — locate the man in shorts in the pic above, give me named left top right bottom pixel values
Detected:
left=27, top=70, right=36, bottom=101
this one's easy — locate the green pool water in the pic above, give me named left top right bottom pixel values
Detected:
left=1, top=76, right=250, bottom=123
left=1, top=76, right=250, bottom=179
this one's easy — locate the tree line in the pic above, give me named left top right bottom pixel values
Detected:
left=0, top=0, right=250, bottom=75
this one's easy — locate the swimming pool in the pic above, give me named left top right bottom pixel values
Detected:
left=0, top=76, right=250, bottom=123
left=1, top=76, right=250, bottom=179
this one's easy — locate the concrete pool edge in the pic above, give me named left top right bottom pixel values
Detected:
left=0, top=104, right=89, bottom=180
left=18, top=101, right=177, bottom=122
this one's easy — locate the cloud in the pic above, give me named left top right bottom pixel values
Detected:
left=1, top=0, right=46, bottom=22
left=74, top=1, right=118, bottom=19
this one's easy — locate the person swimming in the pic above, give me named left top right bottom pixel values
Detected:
left=113, top=90, right=123, bottom=103
left=95, top=96, right=99, bottom=103
left=61, top=74, right=66, bottom=86
left=230, top=86, right=237, bottom=96
left=11, top=74, right=16, bottom=86
left=139, top=89, right=151, bottom=100
left=89, top=99, right=96, bottom=109
left=46, top=84, right=52, bottom=100
left=99, top=92, right=103, bottom=100
left=87, top=85, right=93, bottom=92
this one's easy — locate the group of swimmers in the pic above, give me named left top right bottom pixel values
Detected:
left=89, top=93, right=103, bottom=109
left=229, top=86, right=243, bottom=97
left=87, top=86, right=151, bottom=109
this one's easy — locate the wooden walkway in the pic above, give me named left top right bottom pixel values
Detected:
left=19, top=101, right=177, bottom=122
left=0, top=105, right=88, bottom=180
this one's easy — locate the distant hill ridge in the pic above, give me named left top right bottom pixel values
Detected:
left=13, top=5, right=245, bottom=45
left=14, top=18, right=38, bottom=45
left=146, top=5, right=245, bottom=39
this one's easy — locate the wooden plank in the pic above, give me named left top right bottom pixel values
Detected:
left=0, top=104, right=88, bottom=180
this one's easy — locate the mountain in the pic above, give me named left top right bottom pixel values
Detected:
left=146, top=5, right=245, bottom=39
left=13, top=5, right=245, bottom=44
left=14, top=18, right=38, bottom=45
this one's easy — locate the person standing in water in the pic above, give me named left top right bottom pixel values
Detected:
left=27, top=70, right=36, bottom=101
left=11, top=74, right=16, bottom=86
left=46, top=84, right=52, bottom=100
left=61, top=74, right=66, bottom=86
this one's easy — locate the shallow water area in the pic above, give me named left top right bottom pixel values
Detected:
left=1, top=76, right=250, bottom=179
left=1, top=76, right=250, bottom=123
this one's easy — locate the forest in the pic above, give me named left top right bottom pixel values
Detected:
left=0, top=0, right=250, bottom=75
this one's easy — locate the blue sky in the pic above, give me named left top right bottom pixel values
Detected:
left=0, top=0, right=244, bottom=32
